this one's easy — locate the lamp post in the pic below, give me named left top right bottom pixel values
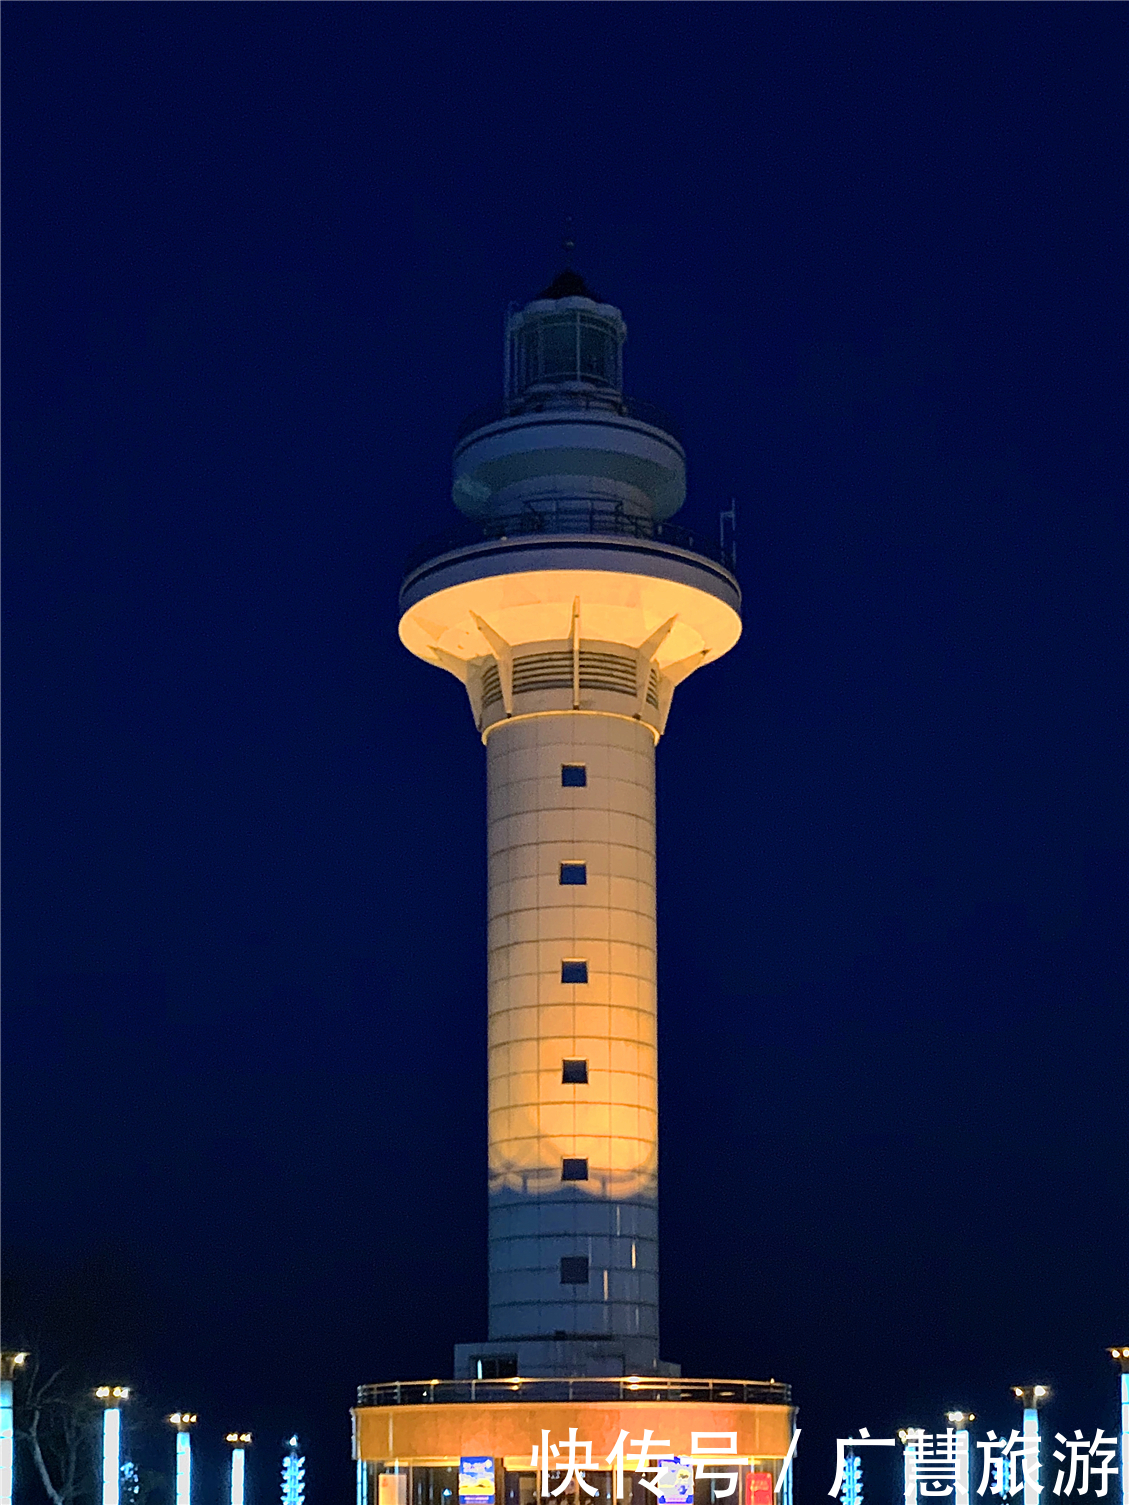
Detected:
left=1012, top=1386, right=1049, bottom=1505
left=945, top=1412, right=975, bottom=1505
left=168, top=1414, right=197, bottom=1505
left=95, top=1387, right=130, bottom=1505
left=227, top=1433, right=253, bottom=1505
left=1109, top=1348, right=1129, bottom=1505
left=839, top=1451, right=862, bottom=1505
left=282, top=1436, right=305, bottom=1505
left=1, top=1352, right=29, bottom=1505
left=897, top=1430, right=919, bottom=1505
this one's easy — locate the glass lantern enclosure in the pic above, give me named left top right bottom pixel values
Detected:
left=505, top=301, right=626, bottom=407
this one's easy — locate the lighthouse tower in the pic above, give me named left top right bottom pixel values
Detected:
left=353, top=274, right=790, bottom=1505
left=398, top=269, right=741, bottom=1381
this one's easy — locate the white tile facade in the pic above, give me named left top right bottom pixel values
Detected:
left=486, top=712, right=660, bottom=1342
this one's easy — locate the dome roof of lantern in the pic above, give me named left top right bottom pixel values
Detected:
left=535, top=268, right=602, bottom=301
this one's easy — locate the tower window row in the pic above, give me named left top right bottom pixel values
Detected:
left=556, top=772, right=595, bottom=1211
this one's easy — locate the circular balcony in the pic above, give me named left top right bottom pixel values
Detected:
left=452, top=399, right=686, bottom=522
left=402, top=508, right=733, bottom=587
left=397, top=507, right=742, bottom=712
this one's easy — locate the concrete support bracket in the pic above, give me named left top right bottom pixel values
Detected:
left=472, top=612, right=514, bottom=715
left=654, top=648, right=709, bottom=732
left=570, top=597, right=581, bottom=709
left=428, top=642, right=487, bottom=728
left=635, top=615, right=677, bottom=719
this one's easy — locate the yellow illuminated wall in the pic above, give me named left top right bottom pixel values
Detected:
left=354, top=1398, right=795, bottom=1469
left=487, top=712, right=659, bottom=1341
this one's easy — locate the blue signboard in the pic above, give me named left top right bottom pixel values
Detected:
left=654, top=1459, right=695, bottom=1505
left=459, top=1458, right=495, bottom=1505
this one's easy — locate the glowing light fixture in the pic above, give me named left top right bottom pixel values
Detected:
left=775, top=1424, right=800, bottom=1504
left=944, top=1414, right=975, bottom=1505
left=227, top=1434, right=252, bottom=1505
left=1012, top=1386, right=1049, bottom=1505
left=282, top=1436, right=306, bottom=1505
left=898, top=1430, right=919, bottom=1505
left=95, top=1387, right=129, bottom=1505
left=168, top=1413, right=196, bottom=1505
left=1109, top=1349, right=1129, bottom=1505
left=839, top=1452, right=862, bottom=1505
left=1, top=1352, right=29, bottom=1505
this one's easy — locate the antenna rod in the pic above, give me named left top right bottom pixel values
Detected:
left=720, top=498, right=737, bottom=568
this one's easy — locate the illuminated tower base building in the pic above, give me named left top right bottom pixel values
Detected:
left=354, top=270, right=794, bottom=1505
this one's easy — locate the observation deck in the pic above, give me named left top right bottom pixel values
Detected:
left=398, top=502, right=741, bottom=740
left=357, top=1377, right=791, bottom=1408
left=401, top=504, right=737, bottom=609
left=403, top=502, right=733, bottom=583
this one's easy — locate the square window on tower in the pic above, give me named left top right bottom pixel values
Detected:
left=562, top=1058, right=588, bottom=1084
left=561, top=1157, right=589, bottom=1181
left=559, top=862, right=587, bottom=885
left=561, top=764, right=587, bottom=787
left=560, top=1256, right=589, bottom=1285
left=560, top=960, right=588, bottom=984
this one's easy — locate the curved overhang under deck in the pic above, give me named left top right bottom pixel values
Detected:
left=398, top=536, right=741, bottom=677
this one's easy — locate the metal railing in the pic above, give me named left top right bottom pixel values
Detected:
left=402, top=507, right=736, bottom=582
left=455, top=395, right=682, bottom=446
left=356, top=1376, right=791, bottom=1408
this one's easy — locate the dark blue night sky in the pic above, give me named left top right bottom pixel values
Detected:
left=3, top=7, right=1125, bottom=1505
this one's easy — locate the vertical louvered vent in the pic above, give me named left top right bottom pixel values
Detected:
left=482, top=661, right=503, bottom=707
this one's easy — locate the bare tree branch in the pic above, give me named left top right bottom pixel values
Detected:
left=28, top=1405, right=67, bottom=1505
left=13, top=1359, right=99, bottom=1505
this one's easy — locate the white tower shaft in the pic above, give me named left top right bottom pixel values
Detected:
left=487, top=713, right=658, bottom=1353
